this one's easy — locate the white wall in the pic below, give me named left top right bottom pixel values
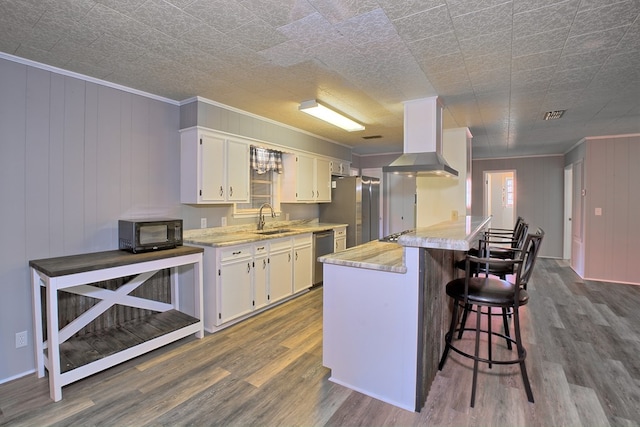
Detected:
left=416, top=128, right=469, bottom=227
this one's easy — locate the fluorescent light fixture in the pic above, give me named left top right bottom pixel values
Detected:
left=299, top=100, right=364, bottom=132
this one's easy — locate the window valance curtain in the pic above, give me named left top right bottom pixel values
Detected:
left=250, top=146, right=283, bottom=174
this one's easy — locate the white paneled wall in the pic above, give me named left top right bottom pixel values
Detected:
left=0, top=58, right=180, bottom=382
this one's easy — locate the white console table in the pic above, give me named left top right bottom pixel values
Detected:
left=30, top=246, right=204, bottom=401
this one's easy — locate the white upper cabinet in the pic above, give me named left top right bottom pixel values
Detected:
left=330, top=160, right=350, bottom=177
left=281, top=154, right=331, bottom=203
left=180, top=127, right=250, bottom=204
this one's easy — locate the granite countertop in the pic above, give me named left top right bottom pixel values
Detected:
left=183, top=219, right=347, bottom=248
left=318, top=216, right=491, bottom=273
left=398, top=216, right=491, bottom=251
left=318, top=240, right=406, bottom=274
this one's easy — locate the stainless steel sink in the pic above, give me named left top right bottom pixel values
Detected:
left=255, top=228, right=293, bottom=235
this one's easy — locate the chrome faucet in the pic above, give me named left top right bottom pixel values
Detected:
left=258, top=203, right=275, bottom=230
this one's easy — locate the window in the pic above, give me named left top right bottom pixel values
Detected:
left=234, top=146, right=283, bottom=216
left=504, top=177, right=514, bottom=208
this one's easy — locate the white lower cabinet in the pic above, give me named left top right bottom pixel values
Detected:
left=253, top=243, right=269, bottom=310
left=268, top=237, right=294, bottom=304
left=293, top=234, right=313, bottom=293
left=200, top=233, right=313, bottom=332
left=334, top=226, right=347, bottom=252
left=217, top=245, right=253, bottom=325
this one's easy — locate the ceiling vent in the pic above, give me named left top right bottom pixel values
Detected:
left=543, top=110, right=566, bottom=120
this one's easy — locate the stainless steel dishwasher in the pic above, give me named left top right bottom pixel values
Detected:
left=313, top=230, right=334, bottom=285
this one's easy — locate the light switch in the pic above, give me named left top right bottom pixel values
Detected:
left=595, top=208, right=602, bottom=216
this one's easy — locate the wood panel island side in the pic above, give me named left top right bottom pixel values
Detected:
left=319, top=216, right=491, bottom=412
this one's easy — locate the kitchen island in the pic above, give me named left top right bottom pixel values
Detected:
left=319, top=216, right=491, bottom=412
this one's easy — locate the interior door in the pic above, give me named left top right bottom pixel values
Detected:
left=564, top=165, right=573, bottom=260
left=484, top=170, right=515, bottom=230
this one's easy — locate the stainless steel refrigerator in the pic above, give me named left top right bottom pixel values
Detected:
left=319, top=176, right=380, bottom=248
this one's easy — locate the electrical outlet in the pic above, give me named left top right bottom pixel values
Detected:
left=16, top=331, right=27, bottom=348
left=200, top=218, right=207, bottom=228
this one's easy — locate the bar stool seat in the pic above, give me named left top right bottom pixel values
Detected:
left=438, top=229, right=544, bottom=407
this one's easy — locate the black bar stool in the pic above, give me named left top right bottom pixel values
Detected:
left=438, top=229, right=544, bottom=407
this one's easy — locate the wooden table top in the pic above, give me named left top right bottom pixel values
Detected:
left=29, top=245, right=203, bottom=277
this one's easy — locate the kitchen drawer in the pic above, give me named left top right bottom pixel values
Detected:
left=253, top=243, right=268, bottom=256
left=220, top=244, right=253, bottom=262
left=293, top=233, right=312, bottom=246
left=334, top=227, right=346, bottom=237
left=269, top=237, right=292, bottom=253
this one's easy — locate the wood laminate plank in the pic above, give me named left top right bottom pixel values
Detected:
left=2, top=259, right=640, bottom=426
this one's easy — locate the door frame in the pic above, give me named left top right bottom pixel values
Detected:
left=563, top=164, right=573, bottom=260
left=483, top=170, right=516, bottom=229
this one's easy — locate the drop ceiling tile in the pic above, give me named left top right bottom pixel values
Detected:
left=277, top=12, right=340, bottom=49
left=555, top=49, right=610, bottom=71
left=446, top=0, right=512, bottom=18
left=513, top=0, right=572, bottom=14
left=563, top=26, right=628, bottom=56
left=183, top=0, right=256, bottom=34
left=180, top=24, right=239, bottom=57
left=334, top=8, right=397, bottom=46
left=513, top=0, right=578, bottom=38
left=1, top=0, right=47, bottom=27
left=131, top=0, right=204, bottom=38
left=512, top=66, right=556, bottom=85
left=430, top=74, right=474, bottom=97
left=451, top=2, right=512, bottom=40
left=226, top=18, right=288, bottom=51
left=465, top=51, right=511, bottom=74
left=512, top=49, right=562, bottom=71
left=63, top=59, right=115, bottom=80
left=82, top=3, right=151, bottom=43
left=306, top=0, right=379, bottom=24
left=512, top=27, right=569, bottom=56
left=258, top=39, right=311, bottom=66
left=419, top=52, right=467, bottom=76
left=616, top=20, right=640, bottom=53
left=376, top=0, right=444, bottom=20
left=236, top=0, right=315, bottom=26
left=392, top=5, right=454, bottom=43
left=569, top=1, right=639, bottom=37
left=458, top=30, right=511, bottom=58
left=13, top=44, right=71, bottom=68
left=407, top=31, right=460, bottom=60
left=94, top=0, right=148, bottom=15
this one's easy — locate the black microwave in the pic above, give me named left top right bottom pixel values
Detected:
left=118, top=218, right=183, bottom=253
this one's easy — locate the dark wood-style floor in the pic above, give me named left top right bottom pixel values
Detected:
left=1, top=259, right=639, bottom=426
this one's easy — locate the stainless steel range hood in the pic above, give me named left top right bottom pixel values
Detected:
left=383, top=96, right=458, bottom=178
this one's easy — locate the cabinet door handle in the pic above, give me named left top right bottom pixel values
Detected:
left=247, top=262, right=251, bottom=273
left=288, top=253, right=291, bottom=262
left=295, top=251, right=298, bottom=261
left=219, top=186, right=224, bottom=197
left=263, top=259, right=267, bottom=269
left=229, top=186, right=233, bottom=197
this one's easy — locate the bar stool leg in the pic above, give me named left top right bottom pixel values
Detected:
left=470, top=306, right=482, bottom=407
left=513, top=306, right=534, bottom=403
left=502, top=307, right=512, bottom=350
left=439, top=296, right=460, bottom=370
left=457, top=303, right=471, bottom=339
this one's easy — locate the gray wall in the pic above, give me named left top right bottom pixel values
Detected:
left=583, top=136, right=640, bottom=284
left=0, top=58, right=347, bottom=383
left=471, top=156, right=565, bottom=258
left=0, top=57, right=181, bottom=382
left=181, top=99, right=353, bottom=161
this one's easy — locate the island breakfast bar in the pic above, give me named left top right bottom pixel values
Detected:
left=319, top=216, right=491, bottom=412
